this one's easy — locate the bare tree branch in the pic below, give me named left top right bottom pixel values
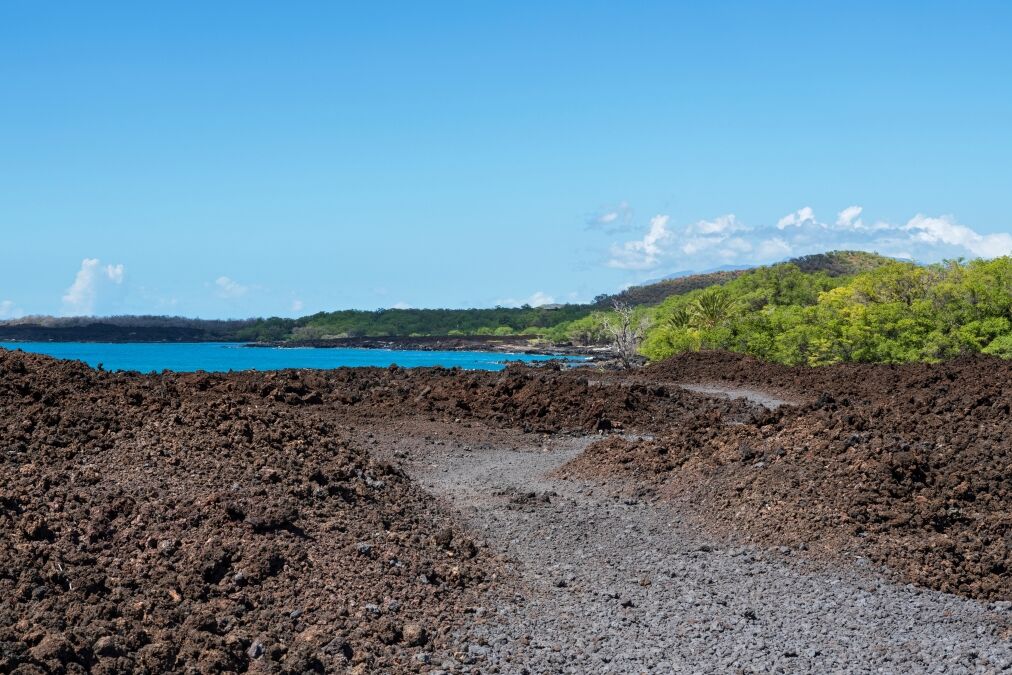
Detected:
left=604, top=301, right=651, bottom=368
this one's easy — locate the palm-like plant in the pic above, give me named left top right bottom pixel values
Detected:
left=691, top=288, right=739, bottom=329
left=666, top=306, right=693, bottom=329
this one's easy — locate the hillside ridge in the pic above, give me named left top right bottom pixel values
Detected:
left=0, top=250, right=894, bottom=342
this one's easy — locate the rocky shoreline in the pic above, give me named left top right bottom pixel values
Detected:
left=247, top=334, right=611, bottom=359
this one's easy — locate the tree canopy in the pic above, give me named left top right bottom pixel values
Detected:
left=630, top=257, right=1012, bottom=364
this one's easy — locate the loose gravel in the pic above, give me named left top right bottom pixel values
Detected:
left=677, top=383, right=794, bottom=409
left=374, top=420, right=1012, bottom=674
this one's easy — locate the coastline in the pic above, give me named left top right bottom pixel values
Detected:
left=245, top=334, right=611, bottom=358
left=0, top=326, right=606, bottom=357
left=0, top=327, right=619, bottom=368
left=1, top=335, right=618, bottom=371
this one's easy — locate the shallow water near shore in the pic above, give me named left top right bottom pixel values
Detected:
left=0, top=341, right=582, bottom=373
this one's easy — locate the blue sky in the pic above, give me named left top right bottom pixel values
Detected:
left=2, top=1, right=1011, bottom=318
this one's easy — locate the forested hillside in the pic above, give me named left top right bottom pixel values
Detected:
left=284, top=305, right=591, bottom=340
left=548, top=256, right=1012, bottom=364
left=591, top=251, right=891, bottom=308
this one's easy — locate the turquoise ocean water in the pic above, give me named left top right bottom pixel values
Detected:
left=0, top=342, right=582, bottom=373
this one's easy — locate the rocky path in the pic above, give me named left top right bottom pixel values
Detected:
left=367, top=420, right=1011, bottom=674
left=676, top=383, right=795, bottom=409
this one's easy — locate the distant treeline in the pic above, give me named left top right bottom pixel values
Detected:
left=0, top=251, right=905, bottom=345
left=0, top=316, right=263, bottom=343
left=0, top=308, right=593, bottom=342
left=295, top=306, right=594, bottom=337
left=1, top=315, right=258, bottom=330
left=267, top=251, right=891, bottom=341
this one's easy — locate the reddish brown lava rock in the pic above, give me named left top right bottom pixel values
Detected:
left=0, top=349, right=495, bottom=673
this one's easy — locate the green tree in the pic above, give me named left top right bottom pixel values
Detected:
left=636, top=255, right=1012, bottom=365
left=691, top=288, right=739, bottom=329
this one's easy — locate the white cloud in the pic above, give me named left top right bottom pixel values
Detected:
left=904, top=214, right=1012, bottom=258
left=607, top=214, right=672, bottom=269
left=688, top=214, right=745, bottom=235
left=0, top=299, right=24, bottom=320
left=757, top=236, right=793, bottom=259
left=105, top=264, right=125, bottom=284
left=836, top=205, right=863, bottom=229
left=680, top=236, right=719, bottom=256
left=722, top=237, right=753, bottom=254
left=391, top=301, right=412, bottom=309
left=777, top=206, right=818, bottom=230
left=602, top=205, right=1012, bottom=275
left=528, top=291, right=555, bottom=307
left=291, top=298, right=304, bottom=313
left=62, top=258, right=126, bottom=315
left=215, top=276, right=248, bottom=299
left=587, top=201, right=634, bottom=231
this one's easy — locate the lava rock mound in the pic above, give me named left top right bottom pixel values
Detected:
left=568, top=351, right=1012, bottom=601
left=0, top=350, right=492, bottom=673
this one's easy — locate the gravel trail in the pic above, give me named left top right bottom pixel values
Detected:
left=372, top=420, right=1012, bottom=674
left=676, top=383, right=795, bottom=409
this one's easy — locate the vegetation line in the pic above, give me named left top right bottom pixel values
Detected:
left=562, top=256, right=1012, bottom=364
left=4, top=250, right=1011, bottom=364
